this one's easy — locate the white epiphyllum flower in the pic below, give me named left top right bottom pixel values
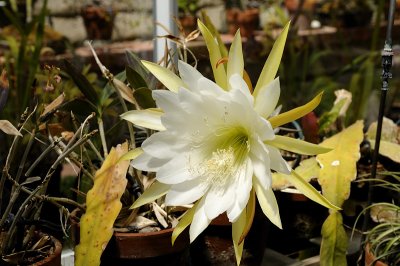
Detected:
left=122, top=20, right=339, bottom=266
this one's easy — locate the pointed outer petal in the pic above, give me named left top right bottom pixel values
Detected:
left=239, top=189, right=256, bottom=244
left=227, top=30, right=244, bottom=90
left=118, top=148, right=143, bottom=162
left=227, top=160, right=253, bottom=222
left=268, top=92, right=323, bottom=128
left=197, top=77, right=225, bottom=97
left=178, top=60, right=204, bottom=90
left=253, top=177, right=282, bottom=229
left=254, top=22, right=290, bottom=97
left=189, top=196, right=212, bottom=242
left=232, top=208, right=246, bottom=266
left=165, top=178, right=208, bottom=206
left=141, top=60, right=185, bottom=92
left=172, top=200, right=199, bottom=245
left=121, top=109, right=165, bottom=131
left=254, top=77, right=280, bottom=118
left=141, top=131, right=186, bottom=159
left=131, top=149, right=168, bottom=171
left=290, top=171, right=341, bottom=210
left=265, top=135, right=332, bottom=155
left=229, top=74, right=253, bottom=105
left=130, top=181, right=171, bottom=209
left=249, top=137, right=272, bottom=189
left=267, top=146, right=292, bottom=174
left=204, top=185, right=235, bottom=220
left=152, top=90, right=179, bottom=113
left=197, top=19, right=227, bottom=90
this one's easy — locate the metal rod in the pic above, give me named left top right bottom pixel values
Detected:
left=362, top=0, right=396, bottom=240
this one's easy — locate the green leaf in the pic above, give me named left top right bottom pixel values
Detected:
left=320, top=212, right=348, bottom=266
left=171, top=201, right=199, bottom=245
left=265, top=135, right=332, bottom=155
left=130, top=181, right=170, bottom=209
left=254, top=22, right=290, bottom=97
left=197, top=19, right=227, bottom=90
left=75, top=143, right=130, bottom=266
left=64, top=60, right=99, bottom=107
left=141, top=60, right=185, bottom=93
left=121, top=108, right=165, bottom=131
left=317, top=120, right=364, bottom=206
left=318, top=99, right=346, bottom=134
left=126, top=66, right=148, bottom=90
left=133, top=87, right=157, bottom=109
left=268, top=91, right=323, bottom=128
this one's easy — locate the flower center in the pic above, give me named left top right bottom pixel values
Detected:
left=188, top=126, right=250, bottom=189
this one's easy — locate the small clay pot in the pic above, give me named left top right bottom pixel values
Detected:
left=81, top=4, right=115, bottom=40
left=34, top=235, right=62, bottom=266
left=226, top=8, right=241, bottom=35
left=179, top=15, right=197, bottom=36
left=364, top=243, right=388, bottom=266
left=237, top=8, right=260, bottom=38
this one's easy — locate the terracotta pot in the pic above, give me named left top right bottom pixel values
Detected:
left=81, top=4, right=115, bottom=40
left=179, top=15, right=197, bottom=36
left=237, top=8, right=260, bottom=38
left=226, top=8, right=241, bottom=35
left=364, top=243, right=388, bottom=266
left=101, top=228, right=190, bottom=266
left=34, top=235, right=62, bottom=266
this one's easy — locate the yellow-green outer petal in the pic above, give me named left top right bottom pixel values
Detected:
left=290, top=171, right=340, bottom=211
left=121, top=108, right=165, bottom=131
left=75, top=143, right=129, bottom=266
left=239, top=189, right=256, bottom=244
left=227, top=30, right=244, bottom=89
left=141, top=60, right=185, bottom=92
left=316, top=120, right=363, bottom=207
left=253, top=177, right=282, bottom=229
left=253, top=22, right=290, bottom=97
left=320, top=212, right=348, bottom=266
left=265, top=135, right=332, bottom=155
left=130, top=181, right=170, bottom=209
left=200, top=11, right=229, bottom=60
left=171, top=201, right=199, bottom=245
left=232, top=208, right=246, bottom=266
left=268, top=92, right=323, bottom=128
left=118, top=148, right=143, bottom=162
left=198, top=19, right=227, bottom=90
left=272, top=157, right=320, bottom=190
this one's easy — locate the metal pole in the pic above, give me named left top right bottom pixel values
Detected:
left=153, top=0, right=178, bottom=63
left=362, top=0, right=396, bottom=240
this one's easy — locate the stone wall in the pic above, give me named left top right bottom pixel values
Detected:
left=33, top=0, right=225, bottom=44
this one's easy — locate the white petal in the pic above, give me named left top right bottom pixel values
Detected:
left=254, top=77, right=281, bottom=118
left=142, top=131, right=187, bottom=159
left=249, top=137, right=272, bottom=189
left=165, top=178, right=208, bottom=206
left=178, top=60, right=204, bottom=90
left=229, top=74, right=253, bottom=105
left=204, top=185, right=234, bottom=220
left=156, top=152, right=193, bottom=184
left=253, top=176, right=282, bottom=229
left=197, top=77, right=224, bottom=97
left=152, top=90, right=180, bottom=113
left=227, top=160, right=253, bottom=222
left=267, top=146, right=291, bottom=174
left=256, top=117, right=275, bottom=141
left=131, top=152, right=169, bottom=172
left=189, top=197, right=211, bottom=242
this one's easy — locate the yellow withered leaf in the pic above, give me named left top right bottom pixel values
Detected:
left=75, top=143, right=130, bottom=266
